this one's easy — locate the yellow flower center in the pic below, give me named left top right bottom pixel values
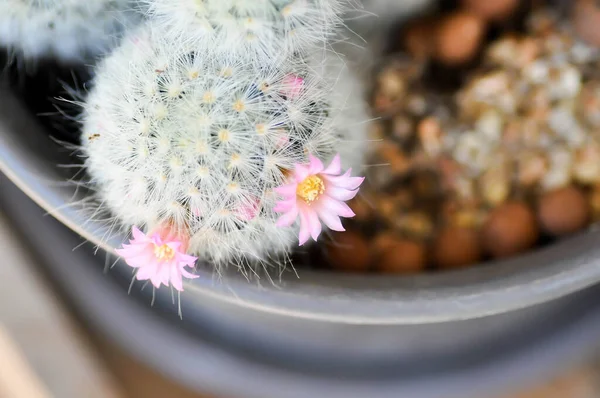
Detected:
left=296, top=175, right=325, bottom=204
left=154, top=244, right=175, bottom=262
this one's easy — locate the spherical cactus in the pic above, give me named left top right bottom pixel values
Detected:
left=0, top=0, right=141, bottom=63
left=81, top=24, right=368, bottom=273
left=144, top=0, right=348, bottom=62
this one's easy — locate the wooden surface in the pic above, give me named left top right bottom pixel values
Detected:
left=92, top=335, right=215, bottom=398
left=0, top=211, right=124, bottom=398
left=505, top=366, right=600, bottom=398
left=0, top=325, right=51, bottom=398
left=97, top=338, right=600, bottom=398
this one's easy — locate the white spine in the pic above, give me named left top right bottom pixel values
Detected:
left=144, top=0, right=348, bottom=63
left=0, top=0, right=141, bottom=62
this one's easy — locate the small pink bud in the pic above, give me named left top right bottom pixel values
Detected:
left=282, top=74, right=305, bottom=99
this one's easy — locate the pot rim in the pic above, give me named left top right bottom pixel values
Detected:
left=5, top=173, right=600, bottom=398
left=3, top=89, right=600, bottom=325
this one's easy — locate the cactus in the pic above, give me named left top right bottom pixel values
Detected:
left=80, top=23, right=368, bottom=271
left=0, top=0, right=141, bottom=63
left=144, top=0, right=349, bottom=63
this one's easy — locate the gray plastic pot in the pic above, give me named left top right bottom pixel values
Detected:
left=3, top=76, right=600, bottom=398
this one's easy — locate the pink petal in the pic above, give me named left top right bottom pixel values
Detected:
left=273, top=198, right=296, bottom=213
left=114, top=248, right=128, bottom=257
left=322, top=154, right=341, bottom=175
left=322, top=169, right=349, bottom=181
left=123, top=251, right=158, bottom=268
left=158, top=264, right=171, bottom=286
left=177, top=253, right=198, bottom=266
left=317, top=209, right=345, bottom=232
left=274, top=183, right=298, bottom=197
left=136, top=262, right=159, bottom=281
left=305, top=208, right=322, bottom=241
left=294, top=164, right=310, bottom=182
left=308, top=154, right=324, bottom=174
left=170, top=266, right=184, bottom=292
left=167, top=241, right=183, bottom=251
left=131, top=226, right=147, bottom=241
left=344, top=176, right=365, bottom=190
left=115, top=244, right=146, bottom=259
left=298, top=211, right=311, bottom=246
left=323, top=172, right=364, bottom=190
left=150, top=233, right=164, bottom=246
left=317, top=196, right=355, bottom=218
left=325, top=186, right=359, bottom=202
left=276, top=207, right=299, bottom=227
left=118, top=243, right=154, bottom=260
left=150, top=271, right=165, bottom=289
left=180, top=267, right=199, bottom=279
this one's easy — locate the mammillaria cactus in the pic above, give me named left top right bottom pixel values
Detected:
left=81, top=22, right=368, bottom=284
left=0, top=0, right=140, bottom=63
left=144, top=0, right=348, bottom=63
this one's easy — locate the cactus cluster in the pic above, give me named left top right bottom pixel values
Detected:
left=0, top=0, right=140, bottom=63
left=145, top=0, right=347, bottom=62
left=81, top=0, right=368, bottom=274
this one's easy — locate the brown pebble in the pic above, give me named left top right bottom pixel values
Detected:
left=376, top=240, right=427, bottom=274
left=448, top=205, right=487, bottom=229
left=573, top=145, right=600, bottom=184
left=403, top=17, right=436, bottom=58
left=375, top=196, right=397, bottom=221
left=411, top=171, right=440, bottom=200
left=392, top=115, right=414, bottom=142
left=372, top=233, right=398, bottom=255
left=482, top=201, right=539, bottom=258
left=433, top=227, right=482, bottom=269
left=369, top=145, right=411, bottom=188
left=435, top=11, right=486, bottom=65
left=392, top=189, right=414, bottom=209
left=589, top=185, right=600, bottom=221
left=479, top=166, right=510, bottom=207
left=378, top=144, right=412, bottom=176
left=327, top=231, right=371, bottom=272
left=517, top=152, right=548, bottom=187
left=461, top=0, right=519, bottom=22
left=487, top=36, right=540, bottom=69
left=418, top=117, right=443, bottom=157
left=377, top=68, right=406, bottom=99
left=348, top=195, right=373, bottom=222
left=395, top=211, right=435, bottom=240
left=573, top=0, right=600, bottom=47
left=437, top=156, right=463, bottom=192
left=538, top=186, right=590, bottom=236
left=373, top=92, right=395, bottom=114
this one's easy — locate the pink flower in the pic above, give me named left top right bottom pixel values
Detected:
left=274, top=154, right=364, bottom=245
left=115, top=226, right=198, bottom=292
left=281, top=74, right=305, bottom=99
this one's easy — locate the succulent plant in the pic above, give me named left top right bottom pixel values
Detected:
left=0, top=0, right=141, bottom=63
left=81, top=24, right=368, bottom=272
left=144, top=0, right=349, bottom=63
